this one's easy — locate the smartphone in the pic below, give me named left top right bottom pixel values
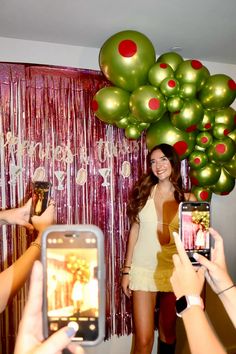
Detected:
left=31, top=181, right=51, bottom=216
left=179, top=201, right=211, bottom=265
left=41, top=224, right=105, bottom=346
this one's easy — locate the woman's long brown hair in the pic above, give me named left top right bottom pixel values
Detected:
left=127, top=144, right=186, bottom=224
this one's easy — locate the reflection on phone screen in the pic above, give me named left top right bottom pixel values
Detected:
left=46, top=232, right=99, bottom=341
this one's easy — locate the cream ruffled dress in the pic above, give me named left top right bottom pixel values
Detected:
left=129, top=185, right=179, bottom=292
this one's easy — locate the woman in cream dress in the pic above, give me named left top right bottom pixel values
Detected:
left=121, top=144, right=196, bottom=354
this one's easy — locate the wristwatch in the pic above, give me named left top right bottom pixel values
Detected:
left=176, top=295, right=204, bottom=317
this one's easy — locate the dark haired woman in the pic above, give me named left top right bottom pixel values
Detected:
left=121, top=144, right=196, bottom=354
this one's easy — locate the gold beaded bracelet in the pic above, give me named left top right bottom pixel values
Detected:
left=30, top=242, right=41, bottom=250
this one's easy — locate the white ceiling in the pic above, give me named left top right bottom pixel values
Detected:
left=1, top=0, right=236, bottom=65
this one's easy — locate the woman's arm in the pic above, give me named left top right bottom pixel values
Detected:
left=121, top=222, right=139, bottom=297
left=170, top=232, right=227, bottom=354
left=0, top=199, right=33, bottom=231
left=0, top=203, right=55, bottom=313
left=194, top=227, right=236, bottom=328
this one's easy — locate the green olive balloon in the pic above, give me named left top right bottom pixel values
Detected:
left=190, top=163, right=221, bottom=187
left=223, top=153, right=236, bottom=178
left=194, top=144, right=206, bottom=152
left=160, top=78, right=180, bottom=97
left=211, top=168, right=235, bottom=195
left=167, top=96, right=184, bottom=112
left=199, top=74, right=236, bottom=109
left=92, top=86, right=130, bottom=124
left=197, top=110, right=215, bottom=131
left=138, top=122, right=150, bottom=132
left=99, top=30, right=156, bottom=92
left=196, top=132, right=213, bottom=149
left=214, top=107, right=236, bottom=130
left=207, top=137, right=236, bottom=164
left=213, top=124, right=231, bottom=139
left=179, top=83, right=197, bottom=99
left=146, top=113, right=196, bottom=159
left=175, top=60, right=210, bottom=91
left=129, top=85, right=166, bottom=123
left=116, top=116, right=130, bottom=129
left=125, top=125, right=141, bottom=140
left=148, top=62, right=174, bottom=87
left=228, top=129, right=236, bottom=143
left=170, top=98, right=204, bottom=132
left=156, top=52, right=183, bottom=71
left=191, top=186, right=212, bottom=202
left=188, top=150, right=208, bottom=170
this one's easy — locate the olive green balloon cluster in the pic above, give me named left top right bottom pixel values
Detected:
left=92, top=30, right=236, bottom=201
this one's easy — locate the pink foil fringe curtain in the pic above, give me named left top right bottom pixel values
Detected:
left=0, top=63, right=148, bottom=353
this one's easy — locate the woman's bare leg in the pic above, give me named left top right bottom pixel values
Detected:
left=132, top=291, right=157, bottom=354
left=158, top=292, right=177, bottom=344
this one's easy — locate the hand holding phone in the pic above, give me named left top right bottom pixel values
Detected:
left=41, top=224, right=105, bottom=346
left=179, top=201, right=211, bottom=265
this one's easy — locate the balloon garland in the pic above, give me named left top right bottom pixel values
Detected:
left=92, top=30, right=236, bottom=201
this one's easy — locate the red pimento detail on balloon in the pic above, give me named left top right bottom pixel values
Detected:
left=190, top=176, right=199, bottom=186
left=191, top=60, right=203, bottom=70
left=224, top=129, right=229, bottom=136
left=173, top=140, right=188, bottom=156
left=201, top=136, right=208, bottom=144
left=92, top=100, right=99, bottom=112
left=205, top=123, right=211, bottom=129
left=200, top=190, right=209, bottom=201
left=215, top=143, right=226, bottom=154
left=174, top=111, right=180, bottom=115
left=148, top=98, right=160, bottom=110
left=160, top=63, right=168, bottom=69
left=118, top=39, right=137, bottom=57
left=194, top=157, right=201, bottom=165
left=168, top=80, right=176, bottom=88
left=186, top=125, right=197, bottom=132
left=228, top=79, right=236, bottom=90
left=221, top=191, right=229, bottom=195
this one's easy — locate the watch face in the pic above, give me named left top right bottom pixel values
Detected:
left=176, top=296, right=188, bottom=316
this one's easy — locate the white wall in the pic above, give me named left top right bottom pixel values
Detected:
left=0, top=36, right=235, bottom=354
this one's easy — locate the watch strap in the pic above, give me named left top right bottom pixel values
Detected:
left=176, top=295, right=204, bottom=317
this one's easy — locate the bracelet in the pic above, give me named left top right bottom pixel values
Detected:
left=217, top=284, right=235, bottom=295
left=30, top=242, right=41, bottom=250
left=121, top=272, right=130, bottom=276
left=121, top=265, right=131, bottom=271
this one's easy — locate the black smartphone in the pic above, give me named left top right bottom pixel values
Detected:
left=179, top=201, right=211, bottom=265
left=31, top=181, right=51, bottom=216
left=41, top=224, right=105, bottom=346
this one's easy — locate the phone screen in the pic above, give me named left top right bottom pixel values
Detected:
left=31, top=181, right=51, bottom=216
left=179, top=202, right=211, bottom=264
left=41, top=225, right=105, bottom=346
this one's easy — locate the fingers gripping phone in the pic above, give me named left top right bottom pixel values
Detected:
left=41, top=225, right=105, bottom=346
left=179, top=202, right=211, bottom=265
left=31, top=181, right=52, bottom=216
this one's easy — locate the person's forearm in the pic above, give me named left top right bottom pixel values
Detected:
left=182, top=306, right=226, bottom=354
left=219, top=286, right=236, bottom=328
left=0, top=241, right=41, bottom=313
left=0, top=209, right=10, bottom=225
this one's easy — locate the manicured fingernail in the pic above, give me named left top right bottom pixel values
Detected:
left=65, top=327, right=76, bottom=338
left=193, top=253, right=199, bottom=260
